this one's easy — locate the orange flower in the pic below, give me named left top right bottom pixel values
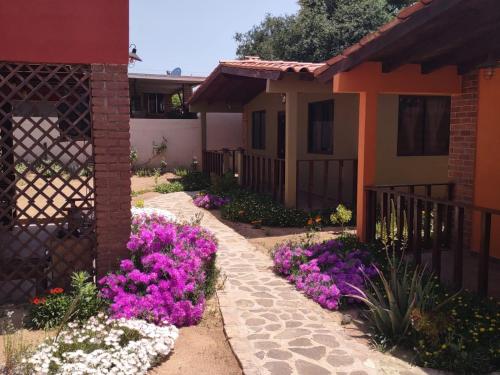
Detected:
left=49, top=287, right=64, bottom=295
left=307, top=218, right=313, bottom=226
left=315, top=216, right=322, bottom=223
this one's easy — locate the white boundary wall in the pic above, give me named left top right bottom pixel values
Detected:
left=130, top=113, right=242, bottom=169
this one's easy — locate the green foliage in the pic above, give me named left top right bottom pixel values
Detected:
left=154, top=181, right=184, bottom=194
left=133, top=167, right=160, bottom=177
left=330, top=204, right=353, bottom=231
left=130, top=149, right=138, bottom=164
left=235, top=0, right=412, bottom=62
left=173, top=167, right=189, bottom=177
left=15, top=162, right=27, bottom=174
left=171, top=93, right=182, bottom=109
left=350, top=248, right=442, bottom=345
left=27, top=272, right=104, bottom=330
left=209, top=172, right=239, bottom=196
left=154, top=171, right=210, bottom=193
left=134, top=200, right=145, bottom=208
left=202, top=256, right=220, bottom=299
left=220, top=189, right=330, bottom=227
left=410, top=293, right=500, bottom=373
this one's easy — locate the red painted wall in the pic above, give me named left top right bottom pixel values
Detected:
left=0, top=0, right=128, bottom=65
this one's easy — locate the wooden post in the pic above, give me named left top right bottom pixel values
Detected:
left=283, top=92, right=299, bottom=207
left=478, top=212, right=491, bottom=296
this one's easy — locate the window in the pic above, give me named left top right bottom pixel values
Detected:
left=252, top=110, right=266, bottom=150
left=397, top=95, right=451, bottom=156
left=146, top=93, right=165, bottom=115
left=308, top=100, right=334, bottom=154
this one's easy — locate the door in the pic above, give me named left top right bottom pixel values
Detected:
left=277, top=111, right=286, bottom=159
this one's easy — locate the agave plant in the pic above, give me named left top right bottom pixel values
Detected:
left=349, top=248, right=439, bottom=345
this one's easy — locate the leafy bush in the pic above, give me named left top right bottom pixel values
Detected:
left=155, top=171, right=210, bottom=194
left=134, top=167, right=160, bottom=177
left=99, top=209, right=218, bottom=327
left=28, top=272, right=104, bottom=330
left=272, top=235, right=377, bottom=310
left=15, top=162, right=27, bottom=174
left=173, top=167, right=189, bottom=177
left=221, top=189, right=320, bottom=227
left=154, top=181, right=184, bottom=194
left=330, top=204, right=353, bottom=232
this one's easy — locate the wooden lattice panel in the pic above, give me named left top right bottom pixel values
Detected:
left=0, top=63, right=96, bottom=303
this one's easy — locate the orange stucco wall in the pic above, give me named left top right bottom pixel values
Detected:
left=0, top=0, right=129, bottom=64
left=333, top=62, right=461, bottom=241
left=472, top=70, right=500, bottom=258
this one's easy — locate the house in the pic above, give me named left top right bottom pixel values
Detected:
left=128, top=73, right=243, bottom=169
left=129, top=73, right=204, bottom=119
left=190, top=0, right=500, bottom=296
left=0, top=0, right=131, bottom=303
left=189, top=59, right=359, bottom=210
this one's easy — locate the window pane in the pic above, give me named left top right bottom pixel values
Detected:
left=308, top=100, right=333, bottom=154
left=397, top=96, right=425, bottom=156
left=252, top=111, right=265, bottom=149
left=424, top=96, right=450, bottom=155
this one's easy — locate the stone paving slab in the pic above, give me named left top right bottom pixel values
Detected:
left=145, top=192, right=440, bottom=375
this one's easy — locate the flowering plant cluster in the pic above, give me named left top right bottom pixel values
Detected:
left=100, top=209, right=218, bottom=327
left=20, top=313, right=178, bottom=375
left=193, top=193, right=230, bottom=210
left=272, top=237, right=376, bottom=310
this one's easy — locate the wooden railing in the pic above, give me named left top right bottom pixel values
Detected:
left=202, top=149, right=238, bottom=177
left=365, top=185, right=499, bottom=296
left=241, top=153, right=285, bottom=203
left=296, top=159, right=357, bottom=210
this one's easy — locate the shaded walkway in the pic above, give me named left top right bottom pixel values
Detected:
left=146, top=192, right=436, bottom=375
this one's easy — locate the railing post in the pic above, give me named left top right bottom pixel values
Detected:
left=453, top=206, right=464, bottom=289
left=322, top=160, right=329, bottom=208
left=365, top=189, right=376, bottom=242
left=478, top=212, right=491, bottom=297
left=432, top=203, right=442, bottom=278
left=337, top=160, right=344, bottom=206
left=308, top=160, right=314, bottom=210
left=352, top=160, right=358, bottom=213
left=413, top=198, right=423, bottom=265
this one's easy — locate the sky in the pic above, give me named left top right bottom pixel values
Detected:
left=129, top=0, right=299, bottom=77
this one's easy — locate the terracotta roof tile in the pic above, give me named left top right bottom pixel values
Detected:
left=219, top=59, right=324, bottom=74
left=397, top=1, right=426, bottom=19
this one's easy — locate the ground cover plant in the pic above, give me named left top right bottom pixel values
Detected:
left=100, top=209, right=218, bottom=327
left=193, top=193, right=230, bottom=210
left=272, top=234, right=377, bottom=310
left=19, top=314, right=178, bottom=375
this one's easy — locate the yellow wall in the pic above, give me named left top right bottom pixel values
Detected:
left=242, top=90, right=359, bottom=207
left=375, top=94, right=449, bottom=193
left=243, top=92, right=358, bottom=160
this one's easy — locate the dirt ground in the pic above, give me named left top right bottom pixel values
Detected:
left=150, top=297, right=242, bottom=375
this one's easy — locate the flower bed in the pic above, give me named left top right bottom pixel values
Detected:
left=20, top=314, right=178, bottom=375
left=193, top=193, right=230, bottom=210
left=272, top=236, right=376, bottom=310
left=100, top=209, right=218, bottom=327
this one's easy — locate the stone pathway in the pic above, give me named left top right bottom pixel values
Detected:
left=145, top=192, right=437, bottom=375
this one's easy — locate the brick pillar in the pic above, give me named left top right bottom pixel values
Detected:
left=91, top=64, right=131, bottom=277
left=448, top=71, right=479, bottom=249
left=182, top=85, right=193, bottom=105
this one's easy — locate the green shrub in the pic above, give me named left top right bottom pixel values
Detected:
left=330, top=204, right=353, bottom=232
left=209, top=172, right=239, bottom=196
left=133, top=168, right=160, bottom=177
left=28, top=272, right=104, bottom=330
left=154, top=172, right=210, bottom=194
left=173, top=167, right=189, bottom=177
left=15, top=162, right=27, bottom=174
left=220, top=190, right=310, bottom=227
left=154, top=181, right=184, bottom=194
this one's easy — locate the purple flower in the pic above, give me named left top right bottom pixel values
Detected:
left=272, top=238, right=376, bottom=311
left=99, top=210, right=218, bottom=327
left=193, top=194, right=230, bottom=210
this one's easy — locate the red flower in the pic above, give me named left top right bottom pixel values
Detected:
left=49, top=287, right=64, bottom=295
left=32, top=297, right=46, bottom=305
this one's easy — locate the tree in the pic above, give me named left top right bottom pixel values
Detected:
left=235, top=0, right=415, bottom=62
